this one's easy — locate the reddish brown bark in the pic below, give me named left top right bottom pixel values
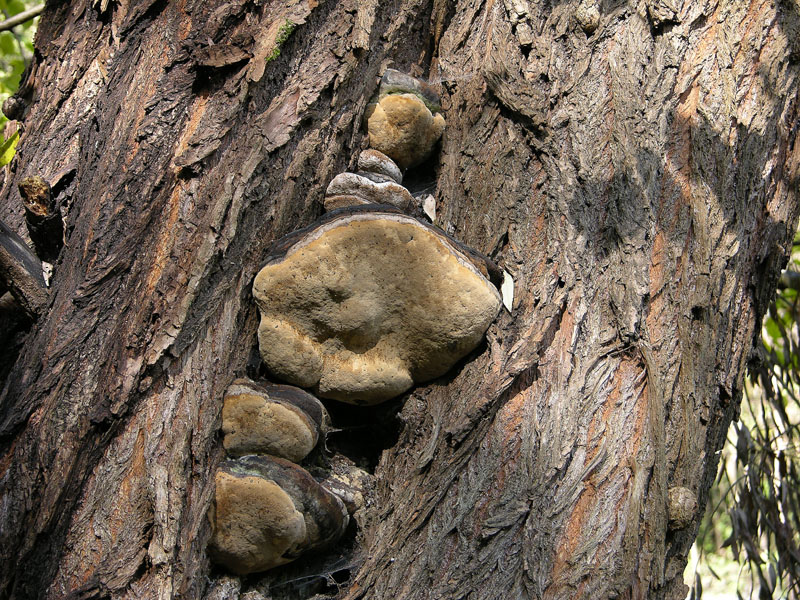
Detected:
left=0, top=1, right=798, bottom=599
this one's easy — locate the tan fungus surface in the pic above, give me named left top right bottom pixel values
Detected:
left=253, top=215, right=500, bottom=404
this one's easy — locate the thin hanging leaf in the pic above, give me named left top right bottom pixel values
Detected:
left=0, top=128, right=18, bottom=166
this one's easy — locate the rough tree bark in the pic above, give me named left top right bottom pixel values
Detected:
left=0, top=1, right=798, bottom=599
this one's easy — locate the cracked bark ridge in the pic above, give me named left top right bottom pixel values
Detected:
left=0, top=218, right=47, bottom=317
left=0, top=0, right=418, bottom=596
left=344, top=1, right=800, bottom=599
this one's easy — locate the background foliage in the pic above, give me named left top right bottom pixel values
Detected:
left=0, top=0, right=36, bottom=123
left=692, top=235, right=800, bottom=600
left=0, top=0, right=38, bottom=165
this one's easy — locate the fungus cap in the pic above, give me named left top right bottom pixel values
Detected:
left=365, top=94, right=445, bottom=170
left=377, top=68, right=441, bottom=112
left=364, top=69, right=445, bottom=170
left=253, top=206, right=502, bottom=404
left=209, top=456, right=349, bottom=574
left=357, top=149, right=403, bottom=184
left=667, top=486, right=697, bottom=530
left=221, top=378, right=328, bottom=462
left=208, top=468, right=306, bottom=574
left=319, top=455, right=373, bottom=516
left=324, top=172, right=414, bottom=212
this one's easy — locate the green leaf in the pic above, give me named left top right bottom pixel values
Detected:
left=0, top=32, right=17, bottom=55
left=6, top=0, right=27, bottom=15
left=0, top=128, right=19, bottom=166
left=765, top=317, right=781, bottom=346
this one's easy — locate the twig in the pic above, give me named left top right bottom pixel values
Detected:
left=0, top=4, right=43, bottom=33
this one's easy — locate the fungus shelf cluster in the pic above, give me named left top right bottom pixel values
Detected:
left=209, top=70, right=503, bottom=575
left=208, top=380, right=349, bottom=574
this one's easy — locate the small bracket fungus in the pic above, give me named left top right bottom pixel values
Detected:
left=253, top=205, right=502, bottom=404
left=364, top=69, right=445, bottom=170
left=358, top=149, right=403, bottom=184
left=209, top=456, right=349, bottom=575
left=317, top=454, right=373, bottom=518
left=323, top=172, right=414, bottom=213
left=18, top=176, right=63, bottom=264
left=324, top=71, right=443, bottom=215
left=667, top=486, right=697, bottom=530
left=222, top=378, right=329, bottom=462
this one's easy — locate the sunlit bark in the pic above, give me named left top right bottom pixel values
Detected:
left=0, top=1, right=798, bottom=599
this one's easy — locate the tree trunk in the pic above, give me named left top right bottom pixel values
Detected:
left=0, top=1, right=798, bottom=599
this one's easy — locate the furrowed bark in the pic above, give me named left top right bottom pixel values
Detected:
left=0, top=1, right=797, bottom=599
left=345, top=2, right=800, bottom=599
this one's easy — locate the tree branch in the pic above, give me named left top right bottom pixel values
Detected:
left=0, top=4, right=43, bottom=33
left=0, top=219, right=47, bottom=317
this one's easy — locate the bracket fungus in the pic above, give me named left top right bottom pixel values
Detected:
left=253, top=206, right=502, bottom=404
left=364, top=69, right=445, bottom=170
left=575, top=0, right=601, bottom=33
left=323, top=171, right=414, bottom=213
left=210, top=68, right=485, bottom=577
left=358, top=149, right=403, bottom=184
left=209, top=456, right=349, bottom=575
left=222, top=378, right=329, bottom=462
left=317, top=455, right=373, bottom=518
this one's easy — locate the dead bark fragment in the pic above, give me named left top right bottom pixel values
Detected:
left=18, top=175, right=63, bottom=263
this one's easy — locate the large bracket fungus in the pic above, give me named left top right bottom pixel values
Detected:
left=253, top=206, right=502, bottom=404
left=210, top=69, right=494, bottom=577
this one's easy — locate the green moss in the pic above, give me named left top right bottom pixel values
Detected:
left=266, top=19, right=296, bottom=63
